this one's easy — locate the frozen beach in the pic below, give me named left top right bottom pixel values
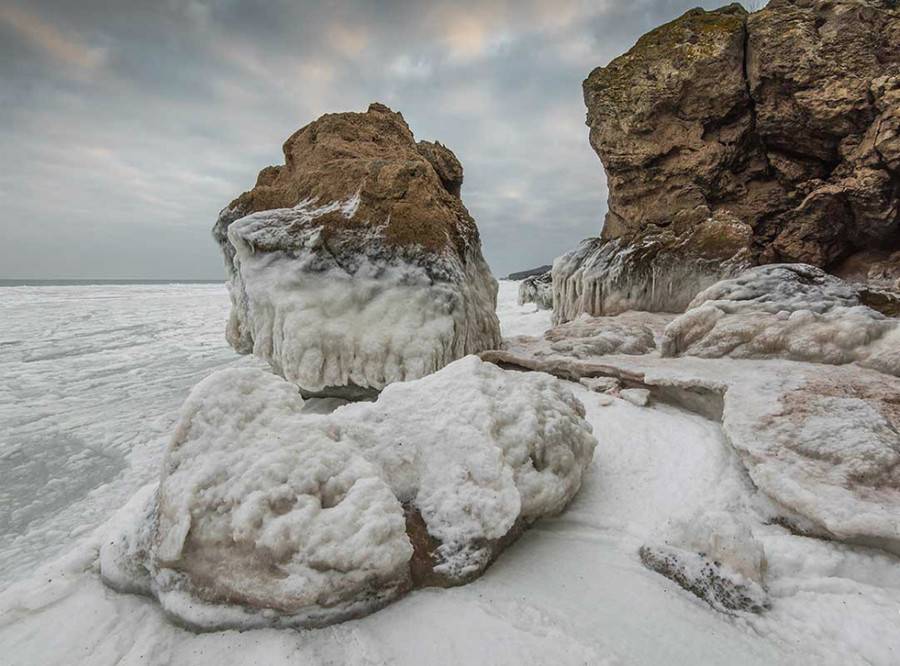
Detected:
left=1, top=281, right=898, bottom=665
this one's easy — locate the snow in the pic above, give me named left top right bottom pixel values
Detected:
left=1, top=280, right=899, bottom=664
left=516, top=271, right=552, bottom=310
left=223, top=199, right=501, bottom=395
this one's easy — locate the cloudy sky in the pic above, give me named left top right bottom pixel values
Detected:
left=1, top=0, right=728, bottom=279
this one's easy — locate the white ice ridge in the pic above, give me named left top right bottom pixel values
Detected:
left=661, top=264, right=900, bottom=376
left=99, top=356, right=596, bottom=630
left=223, top=198, right=502, bottom=395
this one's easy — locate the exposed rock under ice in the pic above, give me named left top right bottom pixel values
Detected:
left=100, top=357, right=596, bottom=630
left=640, top=509, right=768, bottom=614
left=661, top=264, right=900, bottom=376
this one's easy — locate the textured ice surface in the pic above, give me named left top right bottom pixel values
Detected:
left=101, top=357, right=596, bottom=629
left=223, top=199, right=501, bottom=395
left=2, top=283, right=899, bottom=664
left=551, top=236, right=749, bottom=324
left=662, top=264, right=900, bottom=375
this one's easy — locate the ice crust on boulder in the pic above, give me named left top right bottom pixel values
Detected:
left=215, top=103, right=501, bottom=397
left=482, top=325, right=900, bottom=555
left=100, top=357, right=596, bottom=630
left=517, top=271, right=553, bottom=310
left=640, top=506, right=768, bottom=614
left=662, top=264, right=900, bottom=376
left=226, top=199, right=500, bottom=395
left=552, top=222, right=751, bottom=324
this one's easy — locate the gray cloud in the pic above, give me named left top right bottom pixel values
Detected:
left=0, top=0, right=729, bottom=279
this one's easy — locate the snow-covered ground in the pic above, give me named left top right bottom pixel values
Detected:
left=1, top=281, right=897, bottom=665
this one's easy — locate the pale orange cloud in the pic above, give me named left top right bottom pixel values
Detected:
left=0, top=4, right=105, bottom=71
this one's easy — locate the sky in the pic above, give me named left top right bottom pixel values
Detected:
left=0, top=0, right=731, bottom=279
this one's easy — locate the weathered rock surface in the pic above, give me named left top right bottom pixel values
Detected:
left=557, top=0, right=900, bottom=323
left=100, top=357, right=596, bottom=630
left=213, top=103, right=501, bottom=396
left=517, top=270, right=553, bottom=310
left=661, top=264, right=900, bottom=376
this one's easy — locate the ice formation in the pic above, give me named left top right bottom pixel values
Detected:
left=214, top=103, right=501, bottom=397
left=224, top=199, right=501, bottom=396
left=99, top=357, right=596, bottom=630
left=483, top=321, right=900, bottom=555
left=661, top=264, right=900, bottom=376
left=640, top=510, right=768, bottom=614
left=552, top=221, right=751, bottom=324
left=517, top=271, right=552, bottom=310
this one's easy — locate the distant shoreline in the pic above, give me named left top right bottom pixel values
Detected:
left=0, top=279, right=224, bottom=287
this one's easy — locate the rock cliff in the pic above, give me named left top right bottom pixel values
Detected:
left=555, top=0, right=899, bottom=323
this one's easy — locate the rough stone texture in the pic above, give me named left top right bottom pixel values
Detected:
left=558, top=0, right=900, bottom=323
left=517, top=270, right=553, bottom=310
left=639, top=545, right=768, bottom=614
left=212, top=103, right=501, bottom=395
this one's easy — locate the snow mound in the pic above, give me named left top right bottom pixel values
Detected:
left=100, top=358, right=596, bottom=629
left=662, top=264, right=900, bottom=376
left=225, top=199, right=501, bottom=397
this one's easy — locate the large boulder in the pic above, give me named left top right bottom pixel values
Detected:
left=100, top=357, right=596, bottom=630
left=557, top=0, right=900, bottom=323
left=213, top=103, right=501, bottom=397
left=517, top=270, right=553, bottom=310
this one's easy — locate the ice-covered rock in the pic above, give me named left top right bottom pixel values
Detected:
left=552, top=216, right=752, bottom=323
left=620, top=388, right=650, bottom=407
left=100, top=357, right=596, bottom=630
left=213, top=103, right=501, bottom=397
left=555, top=0, right=900, bottom=324
left=481, top=330, right=900, bottom=555
left=517, top=271, right=552, bottom=310
left=661, top=264, right=900, bottom=376
left=640, top=509, right=768, bottom=614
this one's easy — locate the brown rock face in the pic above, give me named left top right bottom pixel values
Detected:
left=214, top=102, right=480, bottom=273
left=562, top=0, right=900, bottom=322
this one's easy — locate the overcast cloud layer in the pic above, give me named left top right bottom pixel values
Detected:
left=1, top=0, right=727, bottom=279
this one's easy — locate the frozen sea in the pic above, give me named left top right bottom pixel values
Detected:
left=1, top=281, right=898, bottom=665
